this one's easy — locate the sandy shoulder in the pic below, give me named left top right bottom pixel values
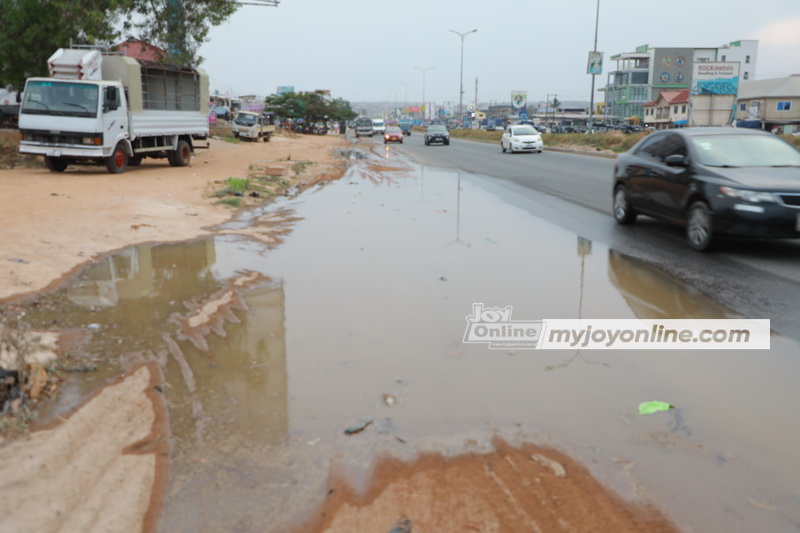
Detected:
left=0, top=133, right=350, bottom=303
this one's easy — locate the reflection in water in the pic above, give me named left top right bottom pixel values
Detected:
left=607, top=249, right=734, bottom=319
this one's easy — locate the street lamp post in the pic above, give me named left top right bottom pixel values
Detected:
left=399, top=80, right=413, bottom=114
left=588, top=0, right=600, bottom=132
left=414, top=66, right=433, bottom=122
left=449, top=29, right=477, bottom=118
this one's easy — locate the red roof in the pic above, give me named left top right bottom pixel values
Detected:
left=643, top=89, right=690, bottom=107
left=113, top=39, right=165, bottom=62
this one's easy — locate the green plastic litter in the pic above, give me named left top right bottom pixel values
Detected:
left=638, top=401, right=674, bottom=415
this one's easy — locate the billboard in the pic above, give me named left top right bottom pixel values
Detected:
left=511, top=91, right=527, bottom=111
left=587, top=51, right=603, bottom=75
left=691, top=62, right=740, bottom=96
left=276, top=86, right=295, bottom=95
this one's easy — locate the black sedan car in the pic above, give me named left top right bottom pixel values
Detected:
left=424, top=124, right=450, bottom=146
left=612, top=127, right=800, bottom=251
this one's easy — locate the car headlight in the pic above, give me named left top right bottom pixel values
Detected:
left=719, top=186, right=775, bottom=203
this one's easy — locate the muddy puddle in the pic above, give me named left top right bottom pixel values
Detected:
left=6, top=150, right=800, bottom=532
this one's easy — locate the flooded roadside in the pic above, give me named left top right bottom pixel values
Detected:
left=3, top=147, right=800, bottom=531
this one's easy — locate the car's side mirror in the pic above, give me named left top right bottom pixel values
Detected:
left=664, top=154, right=687, bottom=167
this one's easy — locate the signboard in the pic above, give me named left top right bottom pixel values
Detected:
left=277, top=86, right=295, bottom=95
left=407, top=106, right=421, bottom=113
left=587, top=51, right=603, bottom=75
left=691, top=62, right=740, bottom=95
left=511, top=91, right=527, bottom=111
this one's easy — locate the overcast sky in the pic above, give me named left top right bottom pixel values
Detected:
left=198, top=0, right=800, bottom=105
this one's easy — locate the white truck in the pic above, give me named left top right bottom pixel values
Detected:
left=231, top=110, right=276, bottom=142
left=18, top=48, right=210, bottom=173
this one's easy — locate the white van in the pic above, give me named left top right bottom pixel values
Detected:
left=372, top=118, right=386, bottom=135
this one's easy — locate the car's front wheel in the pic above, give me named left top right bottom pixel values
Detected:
left=501, top=142, right=506, bottom=153
left=613, top=185, right=637, bottom=225
left=686, top=201, right=713, bottom=251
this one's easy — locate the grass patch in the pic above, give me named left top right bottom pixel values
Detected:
left=0, top=130, right=44, bottom=169
left=292, top=160, right=315, bottom=175
left=210, top=123, right=242, bottom=144
left=218, top=197, right=242, bottom=208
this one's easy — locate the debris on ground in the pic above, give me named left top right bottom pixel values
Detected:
left=530, top=453, right=567, bottom=478
left=639, top=401, right=674, bottom=415
left=344, top=416, right=373, bottom=435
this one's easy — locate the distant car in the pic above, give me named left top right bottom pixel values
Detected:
left=424, top=124, right=450, bottom=146
left=613, top=127, right=800, bottom=251
left=501, top=125, right=543, bottom=153
left=372, top=118, right=386, bottom=135
left=384, top=125, right=403, bottom=144
left=399, top=121, right=412, bottom=135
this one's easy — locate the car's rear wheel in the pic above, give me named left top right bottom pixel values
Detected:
left=687, top=201, right=713, bottom=251
left=613, top=186, right=637, bottom=225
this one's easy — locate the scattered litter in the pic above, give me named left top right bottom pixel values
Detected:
left=639, top=401, right=674, bottom=415
left=530, top=453, right=567, bottom=477
left=249, top=191, right=260, bottom=198
left=185, top=212, right=199, bottom=216
left=8, top=258, right=28, bottom=264
left=130, top=223, right=153, bottom=230
left=87, top=323, right=101, bottom=330
left=344, top=416, right=373, bottom=435
left=307, top=437, right=321, bottom=446
left=383, top=393, right=397, bottom=407
left=387, top=516, right=413, bottom=533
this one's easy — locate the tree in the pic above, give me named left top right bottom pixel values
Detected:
left=265, top=92, right=357, bottom=129
left=0, top=0, right=240, bottom=89
left=124, top=0, right=239, bottom=66
left=0, top=0, right=124, bottom=89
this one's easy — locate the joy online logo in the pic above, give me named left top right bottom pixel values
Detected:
left=463, top=303, right=545, bottom=350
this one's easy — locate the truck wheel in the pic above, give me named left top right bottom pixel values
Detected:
left=169, top=140, right=191, bottom=167
left=44, top=156, right=68, bottom=172
left=105, top=143, right=128, bottom=173
left=263, top=133, right=271, bottom=142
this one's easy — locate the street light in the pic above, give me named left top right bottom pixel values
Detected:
left=449, top=29, right=477, bottom=117
left=588, top=0, right=600, bottom=132
left=414, top=66, right=433, bottom=121
left=399, top=80, right=413, bottom=113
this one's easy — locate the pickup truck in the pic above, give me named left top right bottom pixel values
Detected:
left=18, top=48, right=209, bottom=173
left=232, top=111, right=275, bottom=141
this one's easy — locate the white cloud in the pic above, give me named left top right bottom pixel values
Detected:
left=752, top=15, right=800, bottom=46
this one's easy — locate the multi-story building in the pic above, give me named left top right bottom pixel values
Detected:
left=604, top=40, right=758, bottom=121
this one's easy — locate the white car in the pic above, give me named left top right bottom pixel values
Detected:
left=501, top=125, right=544, bottom=154
left=372, top=118, right=386, bottom=135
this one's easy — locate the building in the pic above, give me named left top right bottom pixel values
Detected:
left=643, top=89, right=689, bottom=129
left=604, top=40, right=757, bottom=121
left=113, top=38, right=165, bottom=62
left=735, top=74, right=800, bottom=133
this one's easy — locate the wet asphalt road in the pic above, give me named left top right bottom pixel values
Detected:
left=367, top=132, right=800, bottom=340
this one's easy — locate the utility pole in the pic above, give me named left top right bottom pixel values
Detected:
left=414, top=67, right=433, bottom=122
left=475, top=77, right=479, bottom=113
left=399, top=80, right=413, bottom=114
left=449, top=29, right=477, bottom=118
left=588, top=0, right=600, bottom=132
